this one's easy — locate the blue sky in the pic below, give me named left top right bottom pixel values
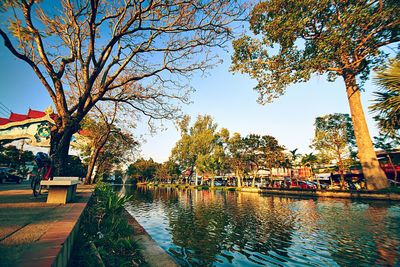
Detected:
left=0, top=39, right=382, bottom=163
left=123, top=43, right=382, bottom=163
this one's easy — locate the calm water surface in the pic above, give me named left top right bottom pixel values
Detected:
left=118, top=185, right=400, bottom=266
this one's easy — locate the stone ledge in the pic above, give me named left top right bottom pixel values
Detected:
left=260, top=188, right=400, bottom=200
left=122, top=209, right=180, bottom=267
left=15, top=188, right=93, bottom=267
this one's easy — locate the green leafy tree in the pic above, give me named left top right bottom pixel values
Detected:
left=66, top=155, right=86, bottom=178
left=166, top=161, right=182, bottom=184
left=242, top=134, right=286, bottom=187
left=311, top=113, right=356, bottom=188
left=231, top=0, right=399, bottom=190
left=78, top=103, right=138, bottom=184
left=196, top=128, right=229, bottom=188
left=83, top=127, right=137, bottom=183
left=226, top=133, right=249, bottom=187
left=300, top=152, right=319, bottom=186
left=0, top=145, right=19, bottom=168
left=154, top=163, right=171, bottom=184
left=0, top=0, right=242, bottom=176
left=126, top=158, right=159, bottom=183
left=0, top=144, right=34, bottom=170
left=370, top=58, right=400, bottom=139
left=170, top=115, right=217, bottom=184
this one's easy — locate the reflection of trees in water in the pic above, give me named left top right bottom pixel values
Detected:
left=165, top=189, right=229, bottom=266
left=160, top=189, right=297, bottom=266
left=310, top=200, right=400, bottom=266
left=123, top=186, right=400, bottom=266
left=225, top=194, right=296, bottom=264
left=125, top=184, right=181, bottom=203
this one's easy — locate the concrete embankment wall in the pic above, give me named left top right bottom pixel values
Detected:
left=45, top=186, right=178, bottom=267
left=122, top=210, right=180, bottom=267
left=240, top=187, right=400, bottom=201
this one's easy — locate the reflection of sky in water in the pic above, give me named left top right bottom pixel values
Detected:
left=123, top=186, right=400, bottom=266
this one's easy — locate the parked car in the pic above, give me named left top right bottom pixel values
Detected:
left=310, top=181, right=327, bottom=189
left=298, top=181, right=317, bottom=189
left=0, top=168, right=23, bottom=184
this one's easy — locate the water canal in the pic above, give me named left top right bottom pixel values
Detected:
left=118, top=185, right=400, bottom=266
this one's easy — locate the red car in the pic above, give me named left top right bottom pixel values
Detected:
left=298, top=181, right=317, bottom=189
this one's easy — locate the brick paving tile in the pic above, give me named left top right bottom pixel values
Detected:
left=0, top=182, right=93, bottom=267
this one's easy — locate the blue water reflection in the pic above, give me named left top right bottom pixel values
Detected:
left=119, top=185, right=400, bottom=266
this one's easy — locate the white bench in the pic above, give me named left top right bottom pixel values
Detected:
left=41, top=177, right=81, bottom=204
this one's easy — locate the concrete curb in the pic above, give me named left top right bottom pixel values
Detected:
left=253, top=188, right=400, bottom=201
left=15, top=188, right=93, bottom=267
left=122, top=209, right=180, bottom=267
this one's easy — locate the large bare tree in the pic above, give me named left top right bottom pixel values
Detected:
left=0, top=0, right=242, bottom=175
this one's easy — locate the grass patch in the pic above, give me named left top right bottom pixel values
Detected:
left=68, top=182, right=147, bottom=267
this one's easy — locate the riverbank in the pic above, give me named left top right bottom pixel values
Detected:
left=146, top=183, right=400, bottom=201
left=122, top=210, right=179, bottom=267
left=68, top=182, right=179, bottom=267
left=126, top=184, right=400, bottom=266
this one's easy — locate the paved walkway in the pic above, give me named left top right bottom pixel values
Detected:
left=0, top=181, right=93, bottom=267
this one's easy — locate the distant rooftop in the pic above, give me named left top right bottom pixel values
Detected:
left=0, top=108, right=55, bottom=126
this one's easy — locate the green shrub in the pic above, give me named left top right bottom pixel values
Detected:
left=68, top=182, right=146, bottom=266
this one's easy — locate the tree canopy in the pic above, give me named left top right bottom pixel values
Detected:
left=312, top=114, right=356, bottom=154
left=126, top=158, right=159, bottom=183
left=78, top=102, right=138, bottom=184
left=231, top=0, right=399, bottom=103
left=170, top=115, right=218, bottom=180
left=311, top=113, right=356, bottom=187
left=231, top=0, right=399, bottom=190
left=0, top=144, right=34, bottom=169
left=241, top=134, right=286, bottom=186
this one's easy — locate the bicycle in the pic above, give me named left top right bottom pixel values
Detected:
left=32, top=152, right=52, bottom=197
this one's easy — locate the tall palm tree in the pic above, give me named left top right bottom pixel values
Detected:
left=289, top=148, right=301, bottom=166
left=301, top=153, right=318, bottom=166
left=370, top=58, right=400, bottom=140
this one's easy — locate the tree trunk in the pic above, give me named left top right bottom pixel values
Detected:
left=387, top=154, right=397, bottom=182
left=211, top=175, right=215, bottom=188
left=252, top=168, right=258, bottom=187
left=236, top=168, right=242, bottom=188
left=85, top=148, right=101, bottom=184
left=50, top=128, right=75, bottom=176
left=85, top=130, right=110, bottom=184
left=336, top=144, right=345, bottom=189
left=344, top=74, right=389, bottom=190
